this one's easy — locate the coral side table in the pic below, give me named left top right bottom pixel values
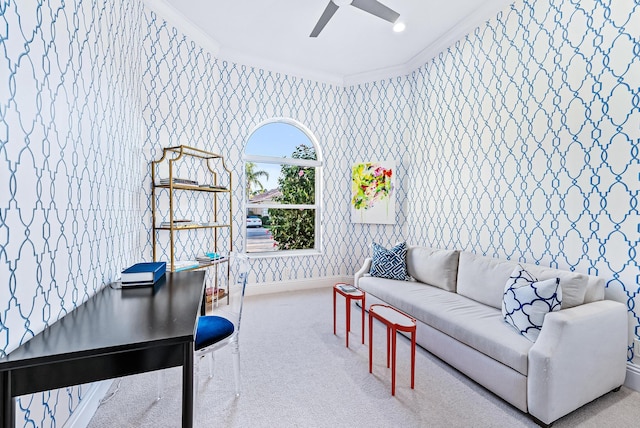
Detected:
left=333, top=283, right=366, bottom=348
left=369, top=304, right=417, bottom=396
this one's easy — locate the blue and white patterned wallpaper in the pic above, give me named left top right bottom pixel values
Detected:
left=404, top=0, right=639, bottom=358
left=342, top=0, right=639, bottom=361
left=1, top=0, right=146, bottom=426
left=2, top=0, right=639, bottom=426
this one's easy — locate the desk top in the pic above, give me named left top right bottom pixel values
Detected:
left=0, top=271, right=205, bottom=370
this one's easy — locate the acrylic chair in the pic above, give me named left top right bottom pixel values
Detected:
left=157, top=251, right=249, bottom=400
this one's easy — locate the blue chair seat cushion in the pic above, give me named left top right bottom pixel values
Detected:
left=195, top=316, right=235, bottom=350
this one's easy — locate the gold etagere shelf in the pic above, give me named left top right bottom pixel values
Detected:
left=151, top=145, right=233, bottom=273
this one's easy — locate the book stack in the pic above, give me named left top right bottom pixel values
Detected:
left=197, top=184, right=228, bottom=190
left=121, top=262, right=166, bottom=287
left=198, top=222, right=218, bottom=227
left=196, top=252, right=225, bottom=265
left=172, top=260, right=200, bottom=272
left=159, top=177, right=198, bottom=186
left=159, top=219, right=196, bottom=228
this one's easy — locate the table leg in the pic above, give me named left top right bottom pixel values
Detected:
left=361, top=294, right=366, bottom=344
left=345, top=295, right=351, bottom=348
left=386, top=325, right=391, bottom=368
left=1, top=371, right=14, bottom=428
left=411, top=329, right=416, bottom=389
left=182, top=343, right=194, bottom=428
left=369, top=312, right=373, bottom=373
left=391, top=327, right=397, bottom=396
left=333, top=287, right=337, bottom=336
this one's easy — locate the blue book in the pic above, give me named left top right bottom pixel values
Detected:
left=121, top=262, right=166, bottom=284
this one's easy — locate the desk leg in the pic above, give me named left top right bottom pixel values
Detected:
left=1, top=371, right=14, bottom=428
left=182, top=343, right=194, bottom=428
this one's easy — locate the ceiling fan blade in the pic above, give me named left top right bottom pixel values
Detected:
left=310, top=1, right=340, bottom=37
left=350, top=0, right=400, bottom=23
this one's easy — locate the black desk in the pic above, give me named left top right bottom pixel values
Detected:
left=0, top=270, right=205, bottom=428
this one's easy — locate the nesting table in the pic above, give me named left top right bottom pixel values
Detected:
left=368, top=304, right=417, bottom=396
left=333, top=283, right=366, bottom=348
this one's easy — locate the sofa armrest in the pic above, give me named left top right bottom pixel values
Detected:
left=527, top=299, right=627, bottom=424
left=354, top=258, right=372, bottom=287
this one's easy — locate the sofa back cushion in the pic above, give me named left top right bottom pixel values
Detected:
left=406, top=246, right=460, bottom=292
left=457, top=252, right=598, bottom=309
left=518, top=262, right=590, bottom=309
left=457, top=252, right=518, bottom=309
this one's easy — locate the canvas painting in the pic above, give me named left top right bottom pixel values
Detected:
left=351, top=161, right=396, bottom=224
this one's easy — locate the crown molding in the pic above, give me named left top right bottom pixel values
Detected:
left=142, top=0, right=221, bottom=56
left=143, top=0, right=514, bottom=87
left=342, top=63, right=411, bottom=87
left=215, top=49, right=345, bottom=87
left=405, top=0, right=514, bottom=74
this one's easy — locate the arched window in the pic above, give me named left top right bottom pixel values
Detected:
left=244, top=119, right=322, bottom=255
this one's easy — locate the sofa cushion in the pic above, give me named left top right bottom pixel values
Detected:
left=457, top=252, right=591, bottom=309
left=406, top=246, right=459, bottom=292
left=359, top=276, right=533, bottom=375
left=456, top=252, right=519, bottom=309
left=370, top=242, right=409, bottom=281
left=520, top=262, right=588, bottom=309
left=502, top=265, right=562, bottom=342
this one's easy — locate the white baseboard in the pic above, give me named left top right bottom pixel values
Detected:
left=625, top=362, right=640, bottom=392
left=245, top=275, right=352, bottom=297
left=65, top=380, right=113, bottom=428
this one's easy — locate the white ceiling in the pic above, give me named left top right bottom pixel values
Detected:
left=144, top=0, right=513, bottom=85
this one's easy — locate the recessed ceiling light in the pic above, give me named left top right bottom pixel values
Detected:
left=393, top=21, right=406, bottom=33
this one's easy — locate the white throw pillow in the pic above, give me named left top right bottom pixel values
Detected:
left=502, top=265, right=562, bottom=342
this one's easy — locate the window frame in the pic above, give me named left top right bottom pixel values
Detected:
left=244, top=118, right=322, bottom=257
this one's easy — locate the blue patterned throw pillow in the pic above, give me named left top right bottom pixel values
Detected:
left=502, top=265, right=562, bottom=342
left=370, top=242, right=409, bottom=281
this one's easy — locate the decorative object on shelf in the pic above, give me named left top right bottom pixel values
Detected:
left=351, top=160, right=396, bottom=224
left=196, top=252, right=225, bottom=265
left=171, top=260, right=201, bottom=272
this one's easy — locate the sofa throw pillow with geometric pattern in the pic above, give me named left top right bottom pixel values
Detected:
left=502, top=264, right=562, bottom=342
left=369, top=242, right=409, bottom=281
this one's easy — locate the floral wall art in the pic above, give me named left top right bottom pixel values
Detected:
left=351, top=161, right=396, bottom=224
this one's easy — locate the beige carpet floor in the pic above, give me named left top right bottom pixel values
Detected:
left=87, top=287, right=640, bottom=427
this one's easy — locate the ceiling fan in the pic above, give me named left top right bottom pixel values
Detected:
left=310, top=0, right=401, bottom=38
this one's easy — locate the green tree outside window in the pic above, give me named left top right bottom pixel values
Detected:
left=269, top=145, right=316, bottom=250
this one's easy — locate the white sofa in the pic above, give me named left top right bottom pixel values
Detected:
left=355, top=246, right=627, bottom=426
